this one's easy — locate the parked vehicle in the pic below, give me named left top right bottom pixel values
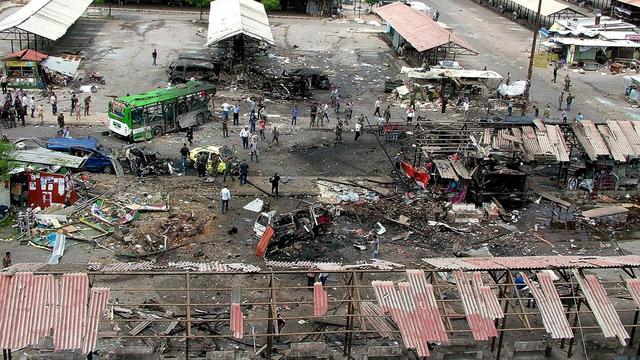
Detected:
left=46, top=137, right=116, bottom=174
left=167, top=49, right=225, bottom=83
left=188, top=144, right=238, bottom=174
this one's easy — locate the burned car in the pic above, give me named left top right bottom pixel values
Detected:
left=254, top=203, right=332, bottom=256
left=250, top=65, right=332, bottom=98
left=167, top=49, right=226, bottom=83
left=189, top=144, right=239, bottom=175
left=119, top=144, right=173, bottom=176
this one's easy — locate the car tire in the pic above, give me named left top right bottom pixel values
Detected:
left=103, top=166, right=113, bottom=175
left=196, top=113, right=205, bottom=125
left=152, top=126, right=163, bottom=137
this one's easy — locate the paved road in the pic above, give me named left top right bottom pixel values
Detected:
left=418, top=0, right=637, bottom=122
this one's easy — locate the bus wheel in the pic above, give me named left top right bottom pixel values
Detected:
left=152, top=126, right=163, bottom=137
left=103, top=166, right=113, bottom=175
left=196, top=113, right=205, bottom=125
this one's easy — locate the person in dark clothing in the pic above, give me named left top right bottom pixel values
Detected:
left=2, top=252, right=10, bottom=268
left=239, top=159, right=249, bottom=185
left=441, top=96, right=448, bottom=114
left=552, top=66, right=558, bottom=83
left=186, top=127, right=194, bottom=146
left=180, top=143, right=189, bottom=173
left=270, top=173, right=281, bottom=198
left=57, top=113, right=65, bottom=134
left=195, top=152, right=207, bottom=177
left=152, top=49, right=158, bottom=66
left=223, top=157, right=235, bottom=182
left=222, top=117, right=229, bottom=138
left=306, top=270, right=316, bottom=289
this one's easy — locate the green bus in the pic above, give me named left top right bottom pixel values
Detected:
left=108, top=81, right=216, bottom=141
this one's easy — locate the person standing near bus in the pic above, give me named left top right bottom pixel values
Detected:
left=152, top=49, right=158, bottom=66
left=180, top=143, right=189, bottom=173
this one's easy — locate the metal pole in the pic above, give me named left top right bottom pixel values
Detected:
left=343, top=273, right=355, bottom=359
left=524, top=0, right=543, bottom=110
left=567, top=299, right=582, bottom=358
left=363, top=116, right=409, bottom=186
left=266, top=273, right=275, bottom=359
left=630, top=309, right=639, bottom=346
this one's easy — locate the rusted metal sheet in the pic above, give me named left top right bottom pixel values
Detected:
left=230, top=303, right=243, bottom=339
left=606, top=121, right=636, bottom=157
left=573, top=270, right=629, bottom=346
left=313, top=282, right=328, bottom=316
left=406, top=269, right=448, bottom=342
left=626, top=279, right=640, bottom=310
left=88, top=261, right=155, bottom=272
left=422, top=255, right=640, bottom=271
left=619, top=120, right=640, bottom=155
left=54, top=273, right=89, bottom=351
left=453, top=271, right=500, bottom=340
left=522, top=272, right=573, bottom=339
left=0, top=262, right=46, bottom=274
left=264, top=260, right=343, bottom=270
left=598, top=124, right=627, bottom=162
left=82, top=288, right=110, bottom=354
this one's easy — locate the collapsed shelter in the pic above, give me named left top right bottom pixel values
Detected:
left=0, top=0, right=95, bottom=52
left=374, top=2, right=478, bottom=66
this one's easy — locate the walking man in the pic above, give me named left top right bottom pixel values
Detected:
left=250, top=139, right=259, bottom=163
left=152, top=49, right=158, bottom=66
left=240, top=126, right=250, bottom=149
left=543, top=104, right=551, bottom=121
left=70, top=94, right=77, bottom=115
left=552, top=66, right=558, bottom=83
left=29, top=96, right=35, bottom=118
left=463, top=98, right=469, bottom=119
left=57, top=113, right=65, bottom=133
left=37, top=103, right=44, bottom=124
left=373, top=97, right=381, bottom=116
left=239, top=159, right=249, bottom=185
left=223, top=157, right=235, bottom=182
left=258, top=118, right=266, bottom=140
left=354, top=120, right=362, bottom=143
left=377, top=116, right=384, bottom=136
left=321, top=102, right=330, bottom=125
left=346, top=99, right=353, bottom=124
left=180, top=143, right=189, bottom=173
left=334, top=95, right=340, bottom=113
left=566, top=92, right=574, bottom=111
left=441, top=96, right=448, bottom=114
left=335, top=119, right=343, bottom=143
left=0, top=72, right=7, bottom=94
left=232, top=103, right=240, bottom=126
left=558, top=92, right=564, bottom=110
left=270, top=173, right=281, bottom=198
left=291, top=105, right=298, bottom=126
left=187, top=127, right=194, bottom=146
left=383, top=105, right=391, bottom=123
left=220, top=186, right=230, bottom=214
left=50, top=92, right=57, bottom=114
left=249, top=111, right=257, bottom=132
left=507, top=99, right=513, bottom=116
left=271, top=126, right=279, bottom=145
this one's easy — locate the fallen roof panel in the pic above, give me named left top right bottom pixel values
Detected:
left=12, top=147, right=86, bottom=168
left=375, top=3, right=476, bottom=53
left=422, top=255, right=640, bottom=270
left=206, top=0, right=275, bottom=46
left=581, top=205, right=628, bottom=219
left=0, top=0, right=94, bottom=41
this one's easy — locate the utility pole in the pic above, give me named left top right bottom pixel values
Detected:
left=525, top=0, right=543, bottom=110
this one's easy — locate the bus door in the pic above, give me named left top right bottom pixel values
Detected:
left=163, top=102, right=176, bottom=131
left=131, top=107, right=150, bottom=141
left=176, top=95, right=196, bottom=128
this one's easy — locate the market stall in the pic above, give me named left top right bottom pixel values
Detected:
left=2, top=48, right=47, bottom=89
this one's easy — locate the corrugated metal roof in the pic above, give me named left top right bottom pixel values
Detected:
left=41, top=55, right=81, bottom=77
left=0, top=0, right=94, bottom=41
left=508, top=0, right=573, bottom=16
left=87, top=261, right=156, bottom=272
left=453, top=271, right=500, bottom=340
left=572, top=121, right=611, bottom=161
left=406, top=269, right=448, bottom=342
left=522, top=272, right=573, bottom=339
left=360, top=302, right=395, bottom=338
left=0, top=272, right=109, bottom=354
left=375, top=3, right=475, bottom=53
left=313, top=282, right=328, bottom=316
left=12, top=147, right=87, bottom=168
left=573, top=270, right=629, bottom=346
left=422, top=255, right=640, bottom=270
left=626, top=278, right=640, bottom=310
left=206, top=0, right=275, bottom=47
left=3, top=48, right=48, bottom=61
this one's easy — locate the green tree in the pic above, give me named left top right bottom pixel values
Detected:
left=93, top=0, right=112, bottom=17
left=262, top=0, right=280, bottom=12
left=185, top=0, right=211, bottom=20
left=0, top=142, right=16, bottom=183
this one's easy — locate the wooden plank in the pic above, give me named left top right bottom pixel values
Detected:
left=598, top=125, right=626, bottom=162
left=581, top=206, right=628, bottom=219
left=502, top=133, right=522, bottom=143
left=451, top=160, right=471, bottom=180
left=582, top=121, right=610, bottom=156
left=546, top=125, right=569, bottom=162
left=572, top=122, right=598, bottom=161
left=536, top=191, right=572, bottom=208
left=618, top=120, right=640, bottom=155
left=164, top=320, right=180, bottom=335
left=533, top=119, right=546, bottom=132
left=433, top=159, right=459, bottom=180
left=607, top=120, right=635, bottom=157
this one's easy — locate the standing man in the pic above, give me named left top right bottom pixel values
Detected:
left=463, top=98, right=470, bottom=119
left=507, top=99, right=513, bottom=116
left=21, top=92, right=28, bottom=119
left=346, top=99, right=353, bottom=124
left=84, top=95, right=92, bottom=116
left=50, top=92, right=58, bottom=115
left=334, top=95, right=341, bottom=113
left=239, top=159, right=249, bottom=185
left=406, top=105, right=415, bottom=124
left=233, top=103, right=240, bottom=126
left=533, top=105, right=539, bottom=118
left=270, top=173, right=281, bottom=198
left=240, top=126, right=250, bottom=149
left=222, top=102, right=230, bottom=121
left=222, top=116, right=229, bottom=138
left=383, top=105, right=391, bottom=123
left=0, top=72, right=7, bottom=94
left=271, top=126, right=279, bottom=145
left=377, top=116, right=384, bottom=136
left=152, top=49, right=158, bottom=66
left=2, top=252, right=10, bottom=268
left=558, top=92, right=564, bottom=110
left=220, top=186, right=231, bottom=214
left=373, top=97, right=381, bottom=116
left=29, top=96, right=35, bottom=118
left=310, top=103, right=317, bottom=127
left=441, top=96, right=448, bottom=114
left=223, top=157, right=235, bottom=182
left=258, top=118, right=266, bottom=141
left=36, top=103, right=44, bottom=124
left=552, top=65, right=558, bottom=83
left=63, top=126, right=70, bottom=138
left=354, top=120, right=362, bottom=143
left=566, top=92, right=575, bottom=111
left=543, top=104, right=551, bottom=121
left=291, top=105, right=299, bottom=127
left=562, top=110, right=568, bottom=123
left=335, top=119, right=343, bottom=143
left=180, top=143, right=189, bottom=173
left=249, top=111, right=257, bottom=132
left=57, top=113, right=65, bottom=133
left=187, top=127, right=194, bottom=146
left=196, top=152, right=207, bottom=177
left=564, top=74, right=571, bottom=92
left=70, top=94, right=77, bottom=115
left=575, top=112, right=584, bottom=122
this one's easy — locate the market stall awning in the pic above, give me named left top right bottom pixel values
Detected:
left=0, top=0, right=94, bottom=41
left=41, top=55, right=81, bottom=77
left=206, top=0, right=275, bottom=47
left=508, top=0, right=578, bottom=17
left=374, top=2, right=477, bottom=55
left=12, top=147, right=87, bottom=168
left=3, top=48, right=48, bottom=62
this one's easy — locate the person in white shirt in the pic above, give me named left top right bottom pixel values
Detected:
left=222, top=103, right=230, bottom=121
left=406, top=106, right=415, bottom=124
left=49, top=93, right=57, bottom=114
left=463, top=99, right=470, bottom=119
left=239, top=126, right=250, bottom=149
left=21, top=94, right=28, bottom=117
left=374, top=97, right=381, bottom=116
left=29, top=96, right=35, bottom=118
left=354, top=121, right=362, bottom=142
left=220, top=187, right=231, bottom=214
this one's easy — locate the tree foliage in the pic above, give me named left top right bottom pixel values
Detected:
left=184, top=0, right=211, bottom=7
left=0, top=142, right=17, bottom=182
left=262, top=0, right=280, bottom=12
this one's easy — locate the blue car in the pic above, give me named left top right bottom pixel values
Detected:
left=46, top=137, right=115, bottom=174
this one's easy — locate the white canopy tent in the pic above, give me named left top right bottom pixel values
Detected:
left=206, top=0, right=275, bottom=47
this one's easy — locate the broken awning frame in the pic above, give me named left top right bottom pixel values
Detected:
left=0, top=0, right=94, bottom=43
left=206, top=0, right=275, bottom=47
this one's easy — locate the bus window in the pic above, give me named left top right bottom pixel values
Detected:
left=132, top=108, right=143, bottom=125
left=177, top=97, right=189, bottom=115
left=146, top=104, right=163, bottom=123
left=191, top=93, right=206, bottom=109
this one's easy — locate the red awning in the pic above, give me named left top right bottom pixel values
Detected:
left=4, top=48, right=48, bottom=62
